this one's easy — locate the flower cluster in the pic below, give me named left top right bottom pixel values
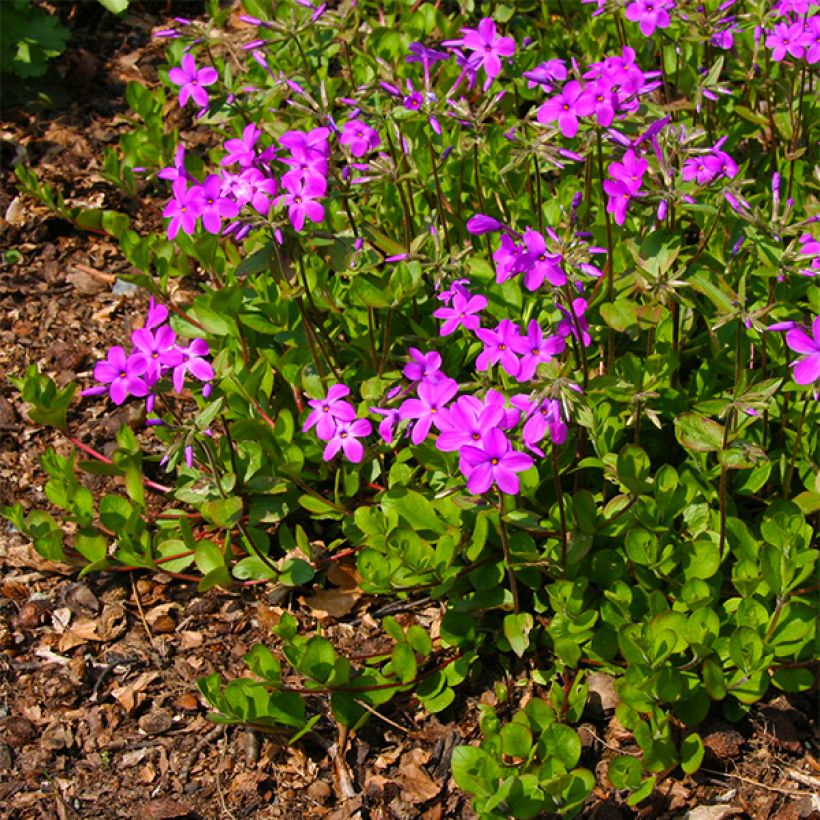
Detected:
left=82, top=300, right=213, bottom=407
left=302, top=385, right=373, bottom=463
left=536, top=47, right=660, bottom=137
left=764, top=6, right=820, bottom=63
left=785, top=315, right=820, bottom=387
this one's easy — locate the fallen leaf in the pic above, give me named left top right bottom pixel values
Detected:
left=111, top=671, right=160, bottom=713
left=301, top=587, right=361, bottom=620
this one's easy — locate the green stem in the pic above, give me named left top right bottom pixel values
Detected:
left=596, top=131, right=616, bottom=371
left=783, top=394, right=811, bottom=498
left=552, top=446, right=569, bottom=574
left=497, top=495, right=520, bottom=615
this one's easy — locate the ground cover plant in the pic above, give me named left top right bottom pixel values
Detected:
left=3, top=0, right=818, bottom=815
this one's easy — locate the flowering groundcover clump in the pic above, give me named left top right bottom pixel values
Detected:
left=5, top=0, right=819, bottom=815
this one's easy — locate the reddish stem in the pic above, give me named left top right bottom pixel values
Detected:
left=68, top=436, right=172, bottom=494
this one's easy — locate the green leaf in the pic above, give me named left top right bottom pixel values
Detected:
left=500, top=723, right=533, bottom=759
left=232, top=555, right=277, bottom=581
left=542, top=723, right=582, bottom=769
left=380, top=489, right=444, bottom=534
left=279, top=558, right=314, bottom=587
left=675, top=413, right=725, bottom=453
left=451, top=746, right=501, bottom=797
left=243, top=645, right=282, bottom=686
left=503, top=612, right=534, bottom=658
left=680, top=733, right=705, bottom=775
left=607, top=755, right=642, bottom=790
left=195, top=539, right=225, bottom=575
left=201, top=496, right=243, bottom=528
left=391, top=643, right=418, bottom=683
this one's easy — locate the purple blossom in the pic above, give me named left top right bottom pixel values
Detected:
left=476, top=320, right=523, bottom=377
left=459, top=428, right=534, bottom=495
left=432, top=290, right=488, bottom=336
left=131, top=325, right=183, bottom=383
left=370, top=407, right=400, bottom=443
left=303, top=385, right=357, bottom=440
left=163, top=177, right=205, bottom=240
left=511, top=321, right=567, bottom=381
left=521, top=228, right=566, bottom=290
left=467, top=214, right=504, bottom=234
left=494, top=235, right=527, bottom=283
left=84, top=346, right=149, bottom=405
left=403, top=348, right=444, bottom=384
left=603, top=178, right=642, bottom=225
left=199, top=174, right=240, bottom=234
left=444, top=18, right=516, bottom=90
left=765, top=20, right=809, bottom=61
left=512, top=396, right=569, bottom=456
left=276, top=174, right=326, bottom=232
left=625, top=0, right=675, bottom=37
left=522, top=59, right=568, bottom=89
left=339, top=120, right=381, bottom=157
left=536, top=80, right=594, bottom=138
left=323, top=417, right=372, bottom=463
left=608, top=149, right=648, bottom=194
left=785, top=316, right=820, bottom=384
left=172, top=338, right=213, bottom=394
left=168, top=54, right=218, bottom=109
left=435, top=395, right=504, bottom=452
left=222, top=123, right=262, bottom=168
left=557, top=298, right=592, bottom=347
left=399, top=378, right=459, bottom=445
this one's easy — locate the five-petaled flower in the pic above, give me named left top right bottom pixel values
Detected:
left=168, top=53, right=219, bottom=109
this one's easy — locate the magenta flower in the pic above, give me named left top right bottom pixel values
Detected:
left=199, top=175, right=240, bottom=234
left=608, top=149, right=648, bottom=194
left=370, top=407, right=400, bottom=444
left=459, top=428, right=534, bottom=495
left=323, top=417, right=372, bottom=463
left=86, top=346, right=149, bottom=405
left=765, top=21, right=808, bottom=61
left=521, top=228, right=566, bottom=290
left=536, top=80, right=594, bottom=138
left=448, top=18, right=516, bottom=90
left=163, top=178, right=205, bottom=240
left=467, top=214, right=504, bottom=234
left=511, top=321, right=566, bottom=381
left=785, top=316, right=820, bottom=384
left=168, top=53, right=218, bottom=109
left=522, top=59, right=568, bottom=89
left=399, top=377, right=459, bottom=445
left=172, top=338, right=213, bottom=394
left=131, top=325, right=183, bottom=383
left=436, top=395, right=504, bottom=452
left=512, top=396, right=569, bottom=457
left=403, top=348, right=443, bottom=384
left=557, top=298, right=593, bottom=347
left=222, top=123, right=261, bottom=168
left=277, top=174, right=326, bottom=232
left=433, top=290, right=488, bottom=336
left=603, top=178, right=641, bottom=225
left=625, top=0, right=674, bottom=37
left=339, top=120, right=381, bottom=158
left=476, top=320, right=523, bottom=377
left=303, top=385, right=357, bottom=440
left=279, top=127, right=331, bottom=159
left=494, top=235, right=527, bottom=283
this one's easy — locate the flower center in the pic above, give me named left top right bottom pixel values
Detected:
left=491, top=458, right=499, bottom=465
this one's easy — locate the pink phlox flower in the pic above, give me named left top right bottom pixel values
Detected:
left=199, top=174, right=240, bottom=234
left=222, top=124, right=262, bottom=168
left=168, top=53, right=218, bottom=109
left=224, top=168, right=278, bottom=215
left=467, top=213, right=504, bottom=234
left=172, top=338, right=213, bottom=394
left=303, top=384, right=358, bottom=440
left=805, top=16, right=820, bottom=64
left=276, top=174, right=326, bottom=232
left=493, top=234, right=528, bottom=283
left=512, top=395, right=568, bottom=456
left=459, top=427, right=534, bottom=495
left=522, top=59, right=567, bottom=90
left=278, top=127, right=330, bottom=159
left=403, top=348, right=444, bottom=384
left=146, top=298, right=169, bottom=329
left=435, top=394, right=505, bottom=452
left=537, top=80, right=595, bottom=138
left=399, top=377, right=460, bottom=445
left=475, top=319, right=523, bottom=377
left=339, top=120, right=381, bottom=157
left=603, top=176, right=644, bottom=225
left=625, top=0, right=675, bottom=37
left=370, top=407, right=400, bottom=444
left=587, top=77, right=619, bottom=127
left=521, top=228, right=567, bottom=289
left=86, top=345, right=149, bottom=405
left=448, top=18, right=516, bottom=90
left=608, top=149, right=648, bottom=194
left=511, top=320, right=567, bottom=381
left=158, top=145, right=188, bottom=182
left=163, top=177, right=205, bottom=240
left=131, top=325, right=184, bottom=383
left=323, top=417, right=372, bottom=463
left=433, top=290, right=488, bottom=336
left=435, top=278, right=471, bottom=305
left=765, top=20, right=808, bottom=60
left=557, top=298, right=592, bottom=347
left=785, top=315, right=820, bottom=384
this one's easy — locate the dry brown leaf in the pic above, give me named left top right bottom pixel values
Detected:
left=301, top=587, right=361, bottom=620
left=111, top=671, right=160, bottom=713
left=326, top=561, right=361, bottom=588
left=396, top=759, right=440, bottom=805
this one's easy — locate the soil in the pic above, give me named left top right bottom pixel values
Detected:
left=0, top=3, right=818, bottom=818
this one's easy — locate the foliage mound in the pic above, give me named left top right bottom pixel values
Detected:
left=5, top=0, right=818, bottom=815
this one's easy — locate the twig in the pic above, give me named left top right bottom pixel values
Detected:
left=699, top=766, right=813, bottom=796
left=179, top=724, right=226, bottom=783
left=131, top=573, right=160, bottom=656
left=353, top=698, right=414, bottom=736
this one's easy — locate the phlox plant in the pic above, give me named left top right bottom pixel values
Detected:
left=5, top=0, right=819, bottom=815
